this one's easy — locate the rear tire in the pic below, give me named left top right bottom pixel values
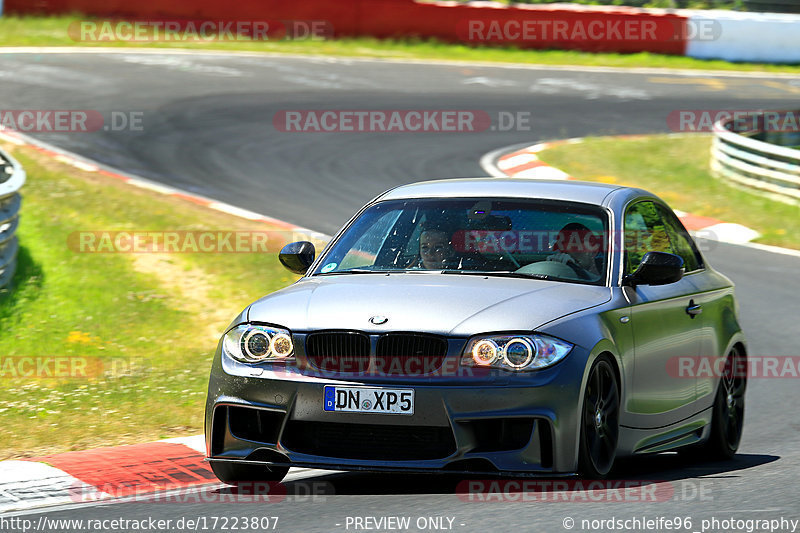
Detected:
left=578, top=355, right=620, bottom=478
left=697, top=347, right=747, bottom=460
left=210, top=461, right=289, bottom=484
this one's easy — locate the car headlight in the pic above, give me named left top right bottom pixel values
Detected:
left=461, top=334, right=573, bottom=371
left=223, top=324, right=295, bottom=364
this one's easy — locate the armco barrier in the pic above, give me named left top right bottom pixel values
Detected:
left=711, top=112, right=800, bottom=202
left=0, top=147, right=25, bottom=291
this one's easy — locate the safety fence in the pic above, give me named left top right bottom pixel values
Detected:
left=711, top=111, right=800, bottom=202
left=0, top=147, right=25, bottom=291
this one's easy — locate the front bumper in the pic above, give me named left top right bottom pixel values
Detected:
left=204, top=342, right=589, bottom=475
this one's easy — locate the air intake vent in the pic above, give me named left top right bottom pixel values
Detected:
left=376, top=333, right=448, bottom=374
left=306, top=331, right=370, bottom=372
left=282, top=421, right=456, bottom=460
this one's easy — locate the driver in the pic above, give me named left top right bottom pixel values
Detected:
left=419, top=228, right=459, bottom=269
left=547, top=223, right=603, bottom=281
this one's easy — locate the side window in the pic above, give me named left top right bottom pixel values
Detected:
left=624, top=201, right=673, bottom=274
left=658, top=206, right=704, bottom=272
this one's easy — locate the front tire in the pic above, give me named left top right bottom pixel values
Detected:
left=210, top=461, right=289, bottom=485
left=578, top=355, right=620, bottom=478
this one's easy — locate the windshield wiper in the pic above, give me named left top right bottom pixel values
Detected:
left=318, top=269, right=567, bottom=281
left=439, top=270, right=563, bottom=281
left=317, top=268, right=394, bottom=276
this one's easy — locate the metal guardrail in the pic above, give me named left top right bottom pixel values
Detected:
left=0, top=147, right=25, bottom=291
left=711, top=111, right=800, bottom=203
left=743, top=0, right=800, bottom=13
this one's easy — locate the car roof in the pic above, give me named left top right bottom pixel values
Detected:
left=377, top=178, right=632, bottom=206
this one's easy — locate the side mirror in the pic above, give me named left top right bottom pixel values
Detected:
left=624, top=251, right=684, bottom=287
left=279, top=241, right=315, bottom=275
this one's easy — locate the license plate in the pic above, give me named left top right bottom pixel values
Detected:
left=323, top=386, right=414, bottom=415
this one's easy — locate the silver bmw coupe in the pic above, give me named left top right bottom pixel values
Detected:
left=204, top=178, right=747, bottom=481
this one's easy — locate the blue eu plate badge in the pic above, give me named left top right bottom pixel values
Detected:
left=324, top=386, right=336, bottom=411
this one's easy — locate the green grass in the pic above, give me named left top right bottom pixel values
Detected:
left=1, top=15, right=800, bottom=73
left=0, top=144, right=307, bottom=459
left=537, top=134, right=800, bottom=249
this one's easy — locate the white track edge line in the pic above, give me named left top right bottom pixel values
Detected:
left=1, top=46, right=798, bottom=79
left=0, top=129, right=332, bottom=241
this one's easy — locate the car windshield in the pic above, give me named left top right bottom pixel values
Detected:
left=312, top=198, right=609, bottom=285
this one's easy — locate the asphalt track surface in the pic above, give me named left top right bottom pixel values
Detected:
left=1, top=51, right=799, bottom=532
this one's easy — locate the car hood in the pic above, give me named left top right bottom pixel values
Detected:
left=247, top=273, right=611, bottom=336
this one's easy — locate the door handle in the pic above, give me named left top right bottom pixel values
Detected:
left=686, top=299, right=702, bottom=318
